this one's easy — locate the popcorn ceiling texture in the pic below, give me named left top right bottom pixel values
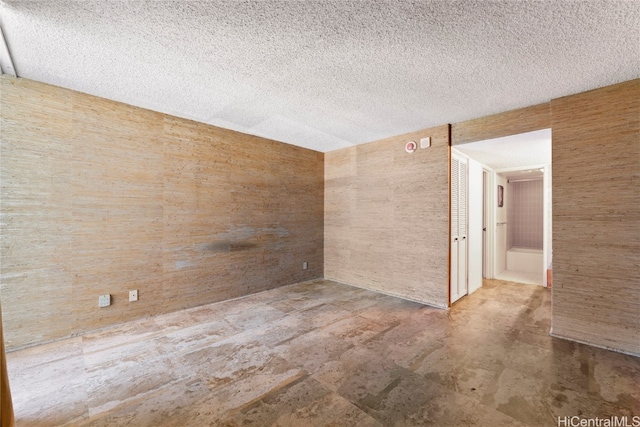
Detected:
left=0, top=1, right=638, bottom=152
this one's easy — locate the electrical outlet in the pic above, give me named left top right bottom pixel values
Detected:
left=129, top=289, right=138, bottom=302
left=303, top=261, right=308, bottom=270
left=98, top=294, right=111, bottom=308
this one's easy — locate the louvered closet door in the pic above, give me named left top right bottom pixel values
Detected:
left=457, top=157, right=468, bottom=300
left=451, top=154, right=468, bottom=304
left=451, top=156, right=460, bottom=303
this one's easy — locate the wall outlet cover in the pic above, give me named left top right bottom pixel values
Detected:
left=129, top=289, right=138, bottom=302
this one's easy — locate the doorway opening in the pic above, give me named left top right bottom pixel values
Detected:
left=451, top=129, right=552, bottom=303
left=494, top=166, right=547, bottom=285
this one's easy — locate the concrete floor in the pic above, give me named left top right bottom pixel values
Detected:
left=7, top=279, right=640, bottom=426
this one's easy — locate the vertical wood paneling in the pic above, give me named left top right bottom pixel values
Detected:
left=325, top=126, right=450, bottom=308
left=451, top=103, right=550, bottom=146
left=3, top=74, right=637, bottom=357
left=0, top=79, right=75, bottom=345
left=550, top=79, right=640, bottom=355
left=0, top=76, right=324, bottom=350
left=70, top=94, right=165, bottom=332
left=324, top=147, right=357, bottom=282
left=161, top=118, right=235, bottom=310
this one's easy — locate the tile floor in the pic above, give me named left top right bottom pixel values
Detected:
left=495, top=270, right=542, bottom=286
left=7, top=279, right=640, bottom=426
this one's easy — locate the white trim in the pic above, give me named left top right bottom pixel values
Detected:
left=0, top=26, right=17, bottom=76
left=451, top=147, right=467, bottom=159
left=494, top=164, right=547, bottom=174
left=483, top=167, right=496, bottom=279
left=542, top=164, right=551, bottom=287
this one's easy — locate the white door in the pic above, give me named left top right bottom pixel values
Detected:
left=451, top=155, right=460, bottom=303
left=467, top=157, right=483, bottom=294
left=451, top=154, right=468, bottom=303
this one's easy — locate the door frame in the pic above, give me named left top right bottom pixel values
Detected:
left=494, top=164, right=549, bottom=286
left=483, top=167, right=496, bottom=279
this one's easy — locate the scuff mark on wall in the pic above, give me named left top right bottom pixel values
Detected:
left=195, top=226, right=290, bottom=253
left=174, top=260, right=194, bottom=270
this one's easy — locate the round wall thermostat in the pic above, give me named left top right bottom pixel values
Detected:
left=405, top=141, right=417, bottom=153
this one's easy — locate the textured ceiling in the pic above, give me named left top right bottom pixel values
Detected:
left=0, top=1, right=638, bottom=152
left=454, top=129, right=551, bottom=174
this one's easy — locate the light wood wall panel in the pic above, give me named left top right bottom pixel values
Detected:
left=0, top=76, right=323, bottom=350
left=325, top=126, right=450, bottom=308
left=0, top=79, right=75, bottom=345
left=550, top=79, right=639, bottom=355
left=451, top=103, right=550, bottom=146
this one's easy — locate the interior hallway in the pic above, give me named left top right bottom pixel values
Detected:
left=8, top=279, right=639, bottom=426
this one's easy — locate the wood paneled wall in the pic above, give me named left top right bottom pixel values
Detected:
left=325, top=126, right=450, bottom=308
left=451, top=103, right=550, bottom=146
left=0, top=77, right=324, bottom=350
left=550, top=79, right=640, bottom=355
left=2, top=75, right=637, bottom=355
left=451, top=79, right=639, bottom=355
